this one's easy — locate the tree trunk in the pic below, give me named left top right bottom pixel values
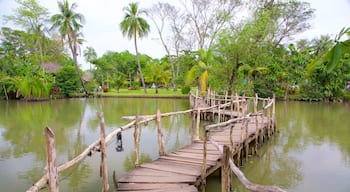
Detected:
left=134, top=35, right=147, bottom=93
left=68, top=34, right=88, bottom=96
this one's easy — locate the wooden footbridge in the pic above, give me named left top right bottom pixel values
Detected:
left=27, top=90, right=286, bottom=192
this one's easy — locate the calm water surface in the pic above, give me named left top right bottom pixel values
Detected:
left=0, top=98, right=191, bottom=192
left=207, top=101, right=350, bottom=192
left=1, top=99, right=350, bottom=192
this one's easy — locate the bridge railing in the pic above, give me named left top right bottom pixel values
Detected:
left=201, top=93, right=282, bottom=192
left=26, top=98, right=231, bottom=192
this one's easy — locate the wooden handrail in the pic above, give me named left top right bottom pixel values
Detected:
left=208, top=138, right=286, bottom=192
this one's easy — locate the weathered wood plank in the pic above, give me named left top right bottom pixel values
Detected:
left=140, top=162, right=201, bottom=176
left=117, top=183, right=197, bottom=191
left=159, top=156, right=217, bottom=166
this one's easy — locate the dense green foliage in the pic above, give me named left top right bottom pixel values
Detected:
left=1, top=0, right=349, bottom=101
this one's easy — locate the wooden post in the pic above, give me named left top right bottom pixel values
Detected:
left=230, top=93, right=234, bottom=118
left=156, top=109, right=166, bottom=156
left=273, top=94, right=277, bottom=131
left=222, top=145, right=231, bottom=192
left=254, top=93, right=259, bottom=154
left=98, top=112, right=109, bottom=192
left=218, top=103, right=221, bottom=123
left=236, top=93, right=240, bottom=117
left=45, top=127, right=59, bottom=192
left=195, top=89, right=199, bottom=107
left=134, top=116, right=140, bottom=167
left=195, top=109, right=201, bottom=141
left=267, top=99, right=271, bottom=137
left=201, top=130, right=208, bottom=192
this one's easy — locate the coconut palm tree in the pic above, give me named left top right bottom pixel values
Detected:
left=50, top=0, right=88, bottom=95
left=83, top=46, right=97, bottom=71
left=120, top=2, right=150, bottom=93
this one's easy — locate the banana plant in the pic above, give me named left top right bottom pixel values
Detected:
left=308, top=27, right=350, bottom=73
left=185, top=49, right=213, bottom=95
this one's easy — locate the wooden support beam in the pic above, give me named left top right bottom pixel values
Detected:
left=201, top=130, right=208, bottom=192
left=156, top=109, right=166, bottom=156
left=98, top=112, right=109, bottom=192
left=134, top=116, right=140, bottom=167
left=194, top=109, right=200, bottom=141
left=45, top=127, right=59, bottom=192
left=222, top=145, right=231, bottom=192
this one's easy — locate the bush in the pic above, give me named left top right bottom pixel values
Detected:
left=181, top=86, right=191, bottom=94
left=55, top=66, right=81, bottom=96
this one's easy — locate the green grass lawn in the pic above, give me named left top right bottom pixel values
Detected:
left=100, top=88, right=187, bottom=97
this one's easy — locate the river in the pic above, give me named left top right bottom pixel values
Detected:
left=0, top=98, right=349, bottom=192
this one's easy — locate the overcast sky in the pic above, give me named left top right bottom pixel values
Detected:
left=1, top=0, right=350, bottom=70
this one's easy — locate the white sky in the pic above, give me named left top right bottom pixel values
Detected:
left=1, top=0, right=350, bottom=70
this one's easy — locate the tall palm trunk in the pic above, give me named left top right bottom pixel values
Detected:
left=134, top=34, right=147, bottom=93
left=68, top=34, right=88, bottom=95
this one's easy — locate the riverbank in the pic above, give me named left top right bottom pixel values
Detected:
left=67, top=88, right=189, bottom=99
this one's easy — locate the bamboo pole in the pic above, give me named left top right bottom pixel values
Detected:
left=134, top=116, right=140, bottom=167
left=45, top=127, right=59, bottom=192
left=222, top=145, right=231, bottom=192
left=98, top=112, right=109, bottom=192
left=156, top=109, right=166, bottom=156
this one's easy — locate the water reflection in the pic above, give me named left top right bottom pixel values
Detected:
left=0, top=98, right=190, bottom=192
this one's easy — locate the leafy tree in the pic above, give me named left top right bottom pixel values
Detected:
left=180, top=0, right=241, bottom=49
left=50, top=0, right=88, bottom=95
left=4, top=0, right=49, bottom=64
left=120, top=2, right=150, bottom=93
left=149, top=2, right=178, bottom=91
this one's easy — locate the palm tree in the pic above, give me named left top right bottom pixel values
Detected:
left=50, top=0, right=88, bottom=95
left=83, top=46, right=97, bottom=71
left=120, top=2, right=150, bottom=93
left=144, top=61, right=171, bottom=94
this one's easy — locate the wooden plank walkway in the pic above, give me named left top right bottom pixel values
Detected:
left=117, top=117, right=270, bottom=191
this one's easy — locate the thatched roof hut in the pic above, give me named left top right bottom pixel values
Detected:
left=41, top=62, right=62, bottom=73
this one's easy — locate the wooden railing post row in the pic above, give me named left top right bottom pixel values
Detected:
left=45, top=127, right=59, bottom=192
left=222, top=145, right=231, bottom=192
left=134, top=115, right=140, bottom=167
left=98, top=112, right=109, bottom=192
left=156, top=109, right=166, bottom=156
